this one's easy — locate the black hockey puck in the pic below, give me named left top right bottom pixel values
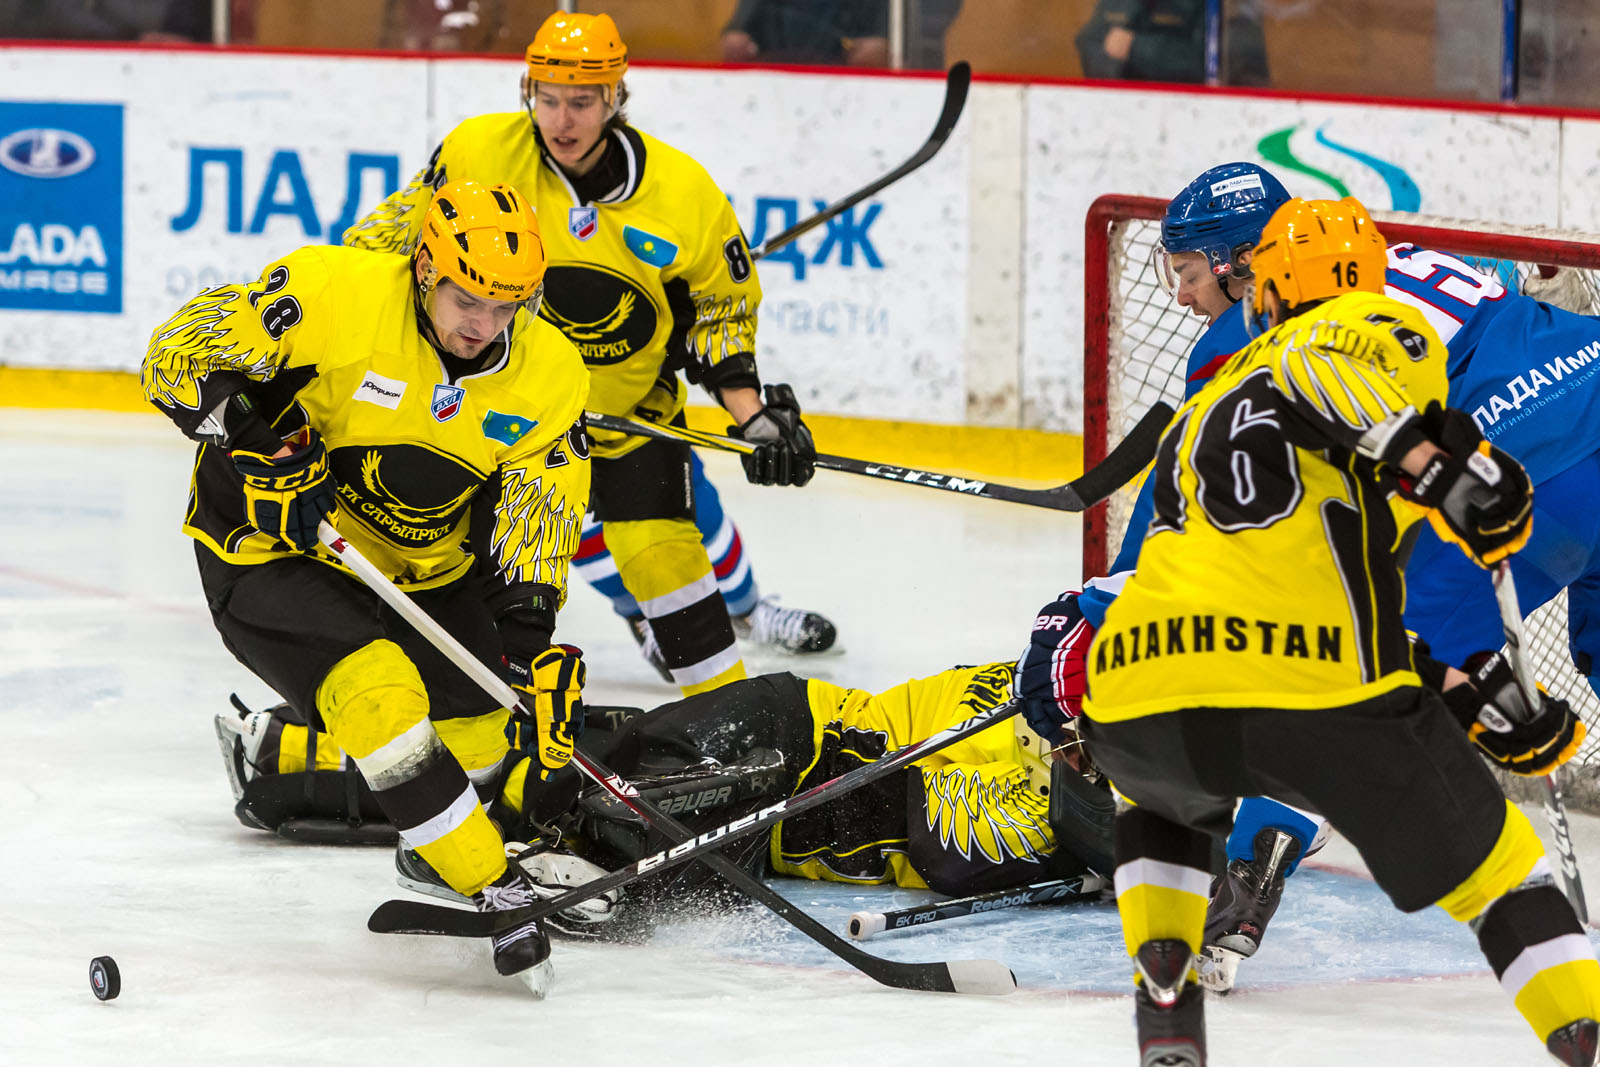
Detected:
left=89, top=956, right=120, bottom=1001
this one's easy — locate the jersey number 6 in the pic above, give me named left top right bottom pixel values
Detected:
left=1149, top=370, right=1304, bottom=536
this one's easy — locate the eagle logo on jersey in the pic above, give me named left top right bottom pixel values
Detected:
left=539, top=264, right=659, bottom=365
left=327, top=446, right=483, bottom=547
left=543, top=291, right=635, bottom=341
left=359, top=451, right=477, bottom=526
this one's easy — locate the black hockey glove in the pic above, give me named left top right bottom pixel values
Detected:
left=1442, top=650, right=1585, bottom=776
left=1396, top=403, right=1532, bottom=567
left=230, top=426, right=338, bottom=551
left=1015, top=592, right=1095, bottom=746
left=728, top=383, right=816, bottom=487
left=506, top=645, right=585, bottom=781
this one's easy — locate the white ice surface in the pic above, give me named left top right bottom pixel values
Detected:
left=1, top=408, right=1596, bottom=1066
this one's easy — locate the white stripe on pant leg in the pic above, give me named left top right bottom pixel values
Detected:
left=638, top=571, right=721, bottom=619
left=1114, top=857, right=1213, bottom=900
left=1497, top=934, right=1598, bottom=1002
left=574, top=555, right=621, bottom=583
left=668, top=642, right=743, bottom=687
left=704, top=515, right=736, bottom=562
left=397, top=784, right=483, bottom=848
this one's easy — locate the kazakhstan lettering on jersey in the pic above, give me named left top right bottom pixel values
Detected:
left=142, top=245, right=591, bottom=596
left=342, top=113, right=762, bottom=460
left=1084, top=292, right=1450, bottom=723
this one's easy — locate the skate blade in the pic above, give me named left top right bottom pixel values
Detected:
left=1197, top=945, right=1242, bottom=995
left=515, top=958, right=555, bottom=999
left=396, top=873, right=471, bottom=906
left=213, top=715, right=247, bottom=802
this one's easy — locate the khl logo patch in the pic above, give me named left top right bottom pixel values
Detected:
left=431, top=383, right=465, bottom=422
left=569, top=206, right=598, bottom=242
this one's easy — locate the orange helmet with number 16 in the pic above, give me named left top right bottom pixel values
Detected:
left=1251, top=196, right=1387, bottom=319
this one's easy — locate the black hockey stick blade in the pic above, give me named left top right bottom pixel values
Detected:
left=368, top=701, right=1023, bottom=940
left=561, top=747, right=1015, bottom=995
left=846, top=873, right=1108, bottom=940
left=751, top=61, right=970, bottom=261
left=1492, top=563, right=1590, bottom=923
left=585, top=400, right=1173, bottom=514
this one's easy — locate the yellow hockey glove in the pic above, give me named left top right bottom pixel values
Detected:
left=505, top=645, right=585, bottom=779
left=1444, top=651, right=1585, bottom=776
left=1397, top=405, right=1532, bottom=568
left=230, top=426, right=338, bottom=551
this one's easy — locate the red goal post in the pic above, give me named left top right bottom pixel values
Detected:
left=1083, top=193, right=1600, bottom=790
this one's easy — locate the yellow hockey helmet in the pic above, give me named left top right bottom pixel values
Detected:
left=1250, top=196, right=1387, bottom=319
left=525, top=12, right=629, bottom=88
left=417, top=180, right=545, bottom=305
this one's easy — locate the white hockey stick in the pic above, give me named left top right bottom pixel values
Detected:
left=1493, top=561, right=1589, bottom=923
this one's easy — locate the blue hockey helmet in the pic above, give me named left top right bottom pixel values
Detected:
left=1155, top=162, right=1290, bottom=298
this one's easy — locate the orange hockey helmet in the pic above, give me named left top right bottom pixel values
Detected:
left=417, top=180, right=545, bottom=306
left=525, top=13, right=628, bottom=91
left=1251, top=196, right=1387, bottom=320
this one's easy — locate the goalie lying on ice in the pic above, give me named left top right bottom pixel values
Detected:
left=217, top=659, right=1114, bottom=919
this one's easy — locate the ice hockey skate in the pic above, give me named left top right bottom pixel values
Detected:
left=1198, top=827, right=1301, bottom=994
left=1134, top=938, right=1206, bottom=1066
left=733, top=595, right=838, bottom=655
left=1548, top=1018, right=1600, bottom=1066
left=398, top=840, right=626, bottom=941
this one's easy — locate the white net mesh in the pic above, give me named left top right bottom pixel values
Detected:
left=1093, top=202, right=1600, bottom=806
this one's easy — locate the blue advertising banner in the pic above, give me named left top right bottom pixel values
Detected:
left=0, top=101, right=124, bottom=313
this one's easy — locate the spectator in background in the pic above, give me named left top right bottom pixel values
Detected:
left=1075, top=0, right=1269, bottom=86
left=721, top=0, right=889, bottom=67
left=0, top=0, right=168, bottom=39
left=907, top=0, right=963, bottom=70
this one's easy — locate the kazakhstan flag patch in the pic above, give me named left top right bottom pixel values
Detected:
left=482, top=409, right=538, bottom=446
left=623, top=225, right=678, bottom=268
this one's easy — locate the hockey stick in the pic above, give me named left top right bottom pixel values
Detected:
left=369, top=701, right=1022, bottom=938
left=318, top=521, right=1016, bottom=994
left=586, top=401, right=1174, bottom=513
left=845, top=873, right=1108, bottom=940
left=1492, top=561, right=1589, bottom=923
left=750, top=61, right=970, bottom=262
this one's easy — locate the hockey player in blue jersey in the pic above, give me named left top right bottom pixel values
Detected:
left=1018, top=161, right=1599, bottom=1008
left=573, top=451, right=838, bottom=678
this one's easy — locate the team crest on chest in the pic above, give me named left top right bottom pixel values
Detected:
left=569, top=206, right=598, bottom=242
left=431, top=383, right=465, bottom=422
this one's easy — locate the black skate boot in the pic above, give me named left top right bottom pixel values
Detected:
left=475, top=866, right=554, bottom=995
left=625, top=614, right=673, bottom=683
left=1548, top=1019, right=1600, bottom=1066
left=733, top=596, right=838, bottom=654
left=1198, top=826, right=1300, bottom=994
left=1134, top=938, right=1206, bottom=1067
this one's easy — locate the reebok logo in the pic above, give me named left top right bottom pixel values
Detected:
left=354, top=371, right=407, bottom=410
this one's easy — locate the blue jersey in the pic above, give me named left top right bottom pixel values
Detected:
left=1080, top=245, right=1600, bottom=630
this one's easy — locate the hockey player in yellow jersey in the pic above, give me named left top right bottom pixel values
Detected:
left=346, top=11, right=828, bottom=698
left=1081, top=198, right=1600, bottom=1066
left=220, top=659, right=1116, bottom=921
left=143, top=179, right=593, bottom=994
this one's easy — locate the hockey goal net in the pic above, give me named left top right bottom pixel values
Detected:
left=1083, top=194, right=1600, bottom=804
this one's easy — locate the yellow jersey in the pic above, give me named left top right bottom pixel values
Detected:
left=773, top=662, right=1061, bottom=893
left=142, top=244, right=590, bottom=604
left=1084, top=292, right=1451, bottom=723
left=344, top=113, right=762, bottom=458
